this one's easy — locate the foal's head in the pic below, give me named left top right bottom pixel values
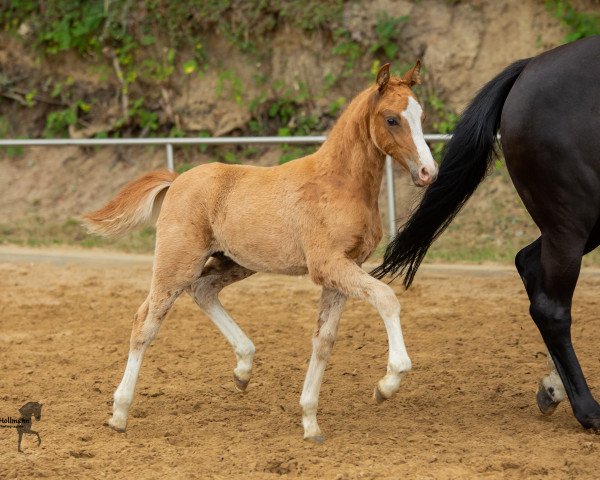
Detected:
left=369, top=62, right=438, bottom=187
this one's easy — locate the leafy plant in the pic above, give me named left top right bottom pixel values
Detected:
left=176, top=162, right=197, bottom=174
left=216, top=70, right=245, bottom=106
left=35, top=1, right=106, bottom=55
left=134, top=109, right=159, bottom=132
left=0, top=0, right=412, bottom=141
left=332, top=30, right=363, bottom=76
left=370, top=13, right=409, bottom=59
left=545, top=0, right=600, bottom=42
left=426, top=94, right=459, bottom=162
left=322, top=72, right=339, bottom=92
left=43, top=106, right=78, bottom=138
left=279, top=145, right=316, bottom=164
left=0, top=116, right=24, bottom=156
left=328, top=97, right=347, bottom=116
left=222, top=151, right=239, bottom=164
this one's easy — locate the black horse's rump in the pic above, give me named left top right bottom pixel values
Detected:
left=373, top=35, right=600, bottom=432
left=371, top=57, right=530, bottom=286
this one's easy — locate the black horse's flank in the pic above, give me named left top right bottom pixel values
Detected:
left=373, top=35, right=600, bottom=431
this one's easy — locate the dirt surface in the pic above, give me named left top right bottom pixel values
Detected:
left=1, top=247, right=600, bottom=479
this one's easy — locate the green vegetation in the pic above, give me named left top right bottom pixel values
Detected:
left=545, top=0, right=600, bottom=42
left=0, top=217, right=157, bottom=252
left=370, top=13, right=409, bottom=59
left=0, top=1, right=350, bottom=139
left=331, top=12, right=408, bottom=79
left=0, top=1, right=420, bottom=143
left=424, top=94, right=458, bottom=162
left=0, top=116, right=24, bottom=156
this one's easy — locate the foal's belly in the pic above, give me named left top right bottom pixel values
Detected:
left=223, top=250, right=309, bottom=276
left=212, top=219, right=309, bottom=275
left=218, top=244, right=309, bottom=276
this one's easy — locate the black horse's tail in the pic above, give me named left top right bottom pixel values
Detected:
left=372, top=57, right=531, bottom=287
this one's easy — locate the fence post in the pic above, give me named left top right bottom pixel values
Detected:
left=385, top=155, right=396, bottom=240
left=385, top=155, right=396, bottom=239
left=166, top=143, right=174, bottom=172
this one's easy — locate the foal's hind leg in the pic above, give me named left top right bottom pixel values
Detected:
left=109, top=245, right=208, bottom=432
left=187, top=255, right=256, bottom=390
left=300, top=288, right=346, bottom=442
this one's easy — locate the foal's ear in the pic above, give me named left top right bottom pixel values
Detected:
left=401, top=60, right=422, bottom=88
left=376, top=63, right=391, bottom=93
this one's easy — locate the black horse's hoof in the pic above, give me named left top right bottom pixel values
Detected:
left=536, top=382, right=560, bottom=415
left=576, top=409, right=600, bottom=431
left=582, top=420, right=600, bottom=432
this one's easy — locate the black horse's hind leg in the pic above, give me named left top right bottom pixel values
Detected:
left=516, top=239, right=563, bottom=414
left=516, top=238, right=566, bottom=414
left=515, top=237, right=541, bottom=296
left=517, top=224, right=600, bottom=418
left=516, top=234, right=600, bottom=429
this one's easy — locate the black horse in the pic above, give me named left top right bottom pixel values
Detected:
left=373, top=35, right=600, bottom=430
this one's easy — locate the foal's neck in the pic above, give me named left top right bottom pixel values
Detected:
left=318, top=90, right=386, bottom=206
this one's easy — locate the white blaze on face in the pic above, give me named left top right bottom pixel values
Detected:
left=401, top=96, right=438, bottom=184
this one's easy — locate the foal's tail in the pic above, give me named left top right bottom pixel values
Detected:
left=83, top=170, right=178, bottom=237
left=372, top=58, right=531, bottom=287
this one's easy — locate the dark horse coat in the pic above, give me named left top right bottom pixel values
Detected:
left=374, top=36, right=600, bottom=430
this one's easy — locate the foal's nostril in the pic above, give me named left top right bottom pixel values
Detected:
left=419, top=166, right=430, bottom=181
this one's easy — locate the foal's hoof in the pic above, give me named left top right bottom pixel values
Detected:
left=374, top=386, right=389, bottom=404
left=106, top=417, right=127, bottom=432
left=233, top=374, right=250, bottom=392
left=304, top=434, right=324, bottom=444
left=536, top=382, right=560, bottom=415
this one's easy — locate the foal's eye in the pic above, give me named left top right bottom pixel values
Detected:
left=386, top=117, right=399, bottom=126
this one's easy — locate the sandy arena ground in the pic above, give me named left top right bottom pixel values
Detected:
left=1, top=247, right=600, bottom=479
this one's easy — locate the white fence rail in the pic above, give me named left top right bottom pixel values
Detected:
left=0, top=134, right=452, bottom=237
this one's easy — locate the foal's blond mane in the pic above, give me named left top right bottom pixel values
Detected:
left=322, top=85, right=384, bottom=152
left=317, top=76, right=419, bottom=175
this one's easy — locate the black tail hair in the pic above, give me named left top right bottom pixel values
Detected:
left=371, top=58, right=531, bottom=287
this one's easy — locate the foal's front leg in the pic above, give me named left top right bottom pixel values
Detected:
left=311, top=259, right=412, bottom=404
left=300, top=288, right=346, bottom=443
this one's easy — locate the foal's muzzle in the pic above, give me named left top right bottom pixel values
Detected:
left=411, top=164, right=438, bottom=187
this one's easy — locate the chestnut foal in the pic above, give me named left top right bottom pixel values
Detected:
left=84, top=62, right=437, bottom=442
